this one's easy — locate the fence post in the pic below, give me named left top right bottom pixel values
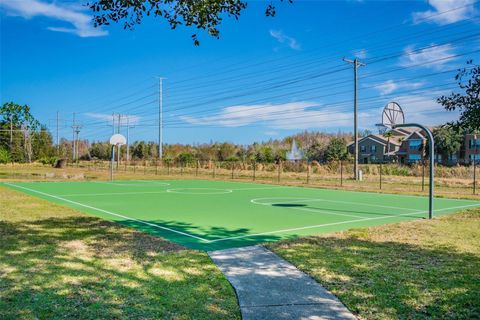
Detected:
left=379, top=162, right=382, bottom=190
left=306, top=162, right=310, bottom=184
left=155, top=161, right=158, bottom=175
left=253, top=161, right=256, bottom=181
left=167, top=161, right=170, bottom=175
left=277, top=160, right=281, bottom=183
left=474, top=160, right=477, bottom=195
left=231, top=162, right=234, bottom=179
left=181, top=161, right=184, bottom=176
left=422, top=161, right=425, bottom=192
left=196, top=160, right=199, bottom=177
left=340, top=160, right=343, bottom=187
left=213, top=161, right=216, bottom=178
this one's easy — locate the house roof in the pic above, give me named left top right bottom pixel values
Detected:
left=404, top=131, right=427, bottom=140
left=347, top=134, right=402, bottom=147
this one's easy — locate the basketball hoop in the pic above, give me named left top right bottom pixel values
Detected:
left=109, top=134, right=126, bottom=181
left=381, top=102, right=405, bottom=129
left=110, top=134, right=126, bottom=146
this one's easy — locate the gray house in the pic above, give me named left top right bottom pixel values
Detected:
left=348, top=134, right=401, bottom=164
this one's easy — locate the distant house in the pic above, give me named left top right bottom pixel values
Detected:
left=349, top=128, right=480, bottom=165
left=348, top=134, right=401, bottom=164
left=349, top=128, right=429, bottom=164
left=463, top=133, right=480, bottom=164
left=396, top=130, right=426, bottom=164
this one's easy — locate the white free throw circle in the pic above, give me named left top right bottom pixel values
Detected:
left=167, top=188, right=233, bottom=195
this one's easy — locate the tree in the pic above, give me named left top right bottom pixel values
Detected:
left=177, top=152, right=195, bottom=164
left=305, top=141, right=325, bottom=162
left=438, top=60, right=480, bottom=131
left=0, top=102, right=43, bottom=162
left=383, top=131, right=394, bottom=161
left=90, top=142, right=112, bottom=160
left=88, top=0, right=285, bottom=45
left=325, top=138, right=348, bottom=162
left=433, top=125, right=463, bottom=164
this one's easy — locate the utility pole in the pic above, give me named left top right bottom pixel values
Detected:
left=343, top=57, right=365, bottom=180
left=117, top=114, right=121, bottom=167
left=56, top=111, right=60, bottom=152
left=126, top=116, right=130, bottom=162
left=72, top=113, right=76, bottom=161
left=75, top=127, right=81, bottom=162
left=9, top=115, right=13, bottom=153
left=71, top=113, right=82, bottom=162
left=158, top=77, right=166, bottom=160
left=112, top=113, right=116, bottom=136
left=125, top=116, right=135, bottom=162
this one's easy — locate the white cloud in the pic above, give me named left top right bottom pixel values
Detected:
left=0, top=0, right=107, bottom=37
left=180, top=102, right=371, bottom=130
left=352, top=48, right=368, bottom=59
left=399, top=44, right=456, bottom=69
left=269, top=29, right=301, bottom=50
left=375, top=80, right=425, bottom=95
left=412, top=0, right=477, bottom=25
left=85, top=113, right=140, bottom=125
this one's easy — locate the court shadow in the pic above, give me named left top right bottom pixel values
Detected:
left=268, top=202, right=425, bottom=219
left=0, top=217, right=241, bottom=319
left=272, top=203, right=307, bottom=208
left=117, top=218, right=285, bottom=251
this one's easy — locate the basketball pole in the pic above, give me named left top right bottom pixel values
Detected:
left=393, top=123, right=434, bottom=219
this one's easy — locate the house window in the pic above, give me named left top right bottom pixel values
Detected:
left=470, top=154, right=480, bottom=161
left=408, top=154, right=422, bottom=162
left=469, top=140, right=480, bottom=148
left=409, top=139, right=422, bottom=149
left=361, top=145, right=366, bottom=153
left=371, top=145, right=376, bottom=153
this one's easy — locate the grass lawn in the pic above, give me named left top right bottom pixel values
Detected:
left=0, top=186, right=240, bottom=319
left=269, top=209, right=480, bottom=319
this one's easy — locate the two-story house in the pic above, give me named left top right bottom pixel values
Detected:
left=464, top=133, right=480, bottom=164
left=348, top=134, right=401, bottom=164
left=396, top=130, right=427, bottom=164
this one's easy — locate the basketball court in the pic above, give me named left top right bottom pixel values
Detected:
left=4, top=179, right=479, bottom=250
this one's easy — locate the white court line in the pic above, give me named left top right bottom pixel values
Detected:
left=209, top=203, right=480, bottom=243
left=58, top=191, right=168, bottom=197
left=251, top=197, right=420, bottom=212
left=93, top=181, right=170, bottom=187
left=230, top=187, right=288, bottom=191
left=4, top=183, right=208, bottom=242
left=227, top=181, right=479, bottom=203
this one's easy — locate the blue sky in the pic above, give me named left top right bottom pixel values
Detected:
left=1, top=0, right=479, bottom=144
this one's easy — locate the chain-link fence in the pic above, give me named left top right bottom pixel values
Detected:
left=1, top=159, right=478, bottom=199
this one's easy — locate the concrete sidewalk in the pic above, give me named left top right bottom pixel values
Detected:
left=209, top=245, right=356, bottom=320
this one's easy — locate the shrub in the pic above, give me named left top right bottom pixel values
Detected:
left=38, top=156, right=58, bottom=166
left=0, top=148, right=10, bottom=164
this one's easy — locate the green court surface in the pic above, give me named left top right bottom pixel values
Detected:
left=4, top=180, right=480, bottom=250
